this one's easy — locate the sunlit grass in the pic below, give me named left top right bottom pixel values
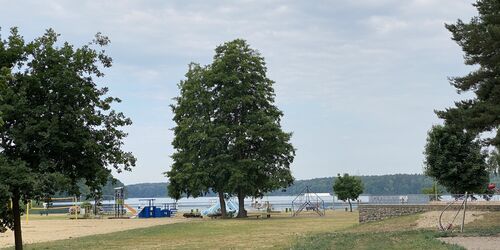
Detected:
left=291, top=211, right=500, bottom=250
left=14, top=211, right=500, bottom=249
left=21, top=211, right=357, bottom=249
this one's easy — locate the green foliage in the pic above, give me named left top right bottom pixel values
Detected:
left=421, top=182, right=443, bottom=195
left=167, top=39, right=294, bottom=209
left=208, top=40, right=295, bottom=199
left=166, top=63, right=215, bottom=200
left=421, top=182, right=444, bottom=201
left=424, top=125, right=489, bottom=194
left=0, top=27, right=135, bottom=235
left=125, top=183, right=167, bottom=198
left=0, top=158, right=32, bottom=232
left=333, top=173, right=364, bottom=202
left=436, top=0, right=500, bottom=148
left=486, top=149, right=500, bottom=176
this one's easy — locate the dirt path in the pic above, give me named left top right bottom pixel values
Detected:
left=439, top=235, right=500, bottom=250
left=416, top=211, right=486, bottom=229
left=0, top=217, right=189, bottom=248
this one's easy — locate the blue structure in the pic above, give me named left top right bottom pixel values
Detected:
left=201, top=199, right=238, bottom=217
left=137, top=199, right=177, bottom=218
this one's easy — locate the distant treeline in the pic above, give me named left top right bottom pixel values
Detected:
left=124, top=183, right=168, bottom=198
left=55, top=177, right=126, bottom=199
left=267, top=174, right=435, bottom=196
left=104, top=174, right=438, bottom=198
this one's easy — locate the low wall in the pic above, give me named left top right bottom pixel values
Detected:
left=358, top=203, right=500, bottom=223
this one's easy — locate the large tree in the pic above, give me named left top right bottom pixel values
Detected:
left=167, top=40, right=295, bottom=218
left=167, top=63, right=231, bottom=216
left=436, top=0, right=500, bottom=148
left=424, top=125, right=489, bottom=194
left=333, top=173, right=363, bottom=212
left=0, top=28, right=135, bottom=249
left=208, top=40, right=294, bottom=217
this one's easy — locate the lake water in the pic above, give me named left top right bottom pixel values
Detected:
left=117, top=195, right=367, bottom=212
left=115, top=194, right=500, bottom=212
left=55, top=193, right=500, bottom=213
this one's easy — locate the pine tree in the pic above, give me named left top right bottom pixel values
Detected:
left=436, top=0, right=500, bottom=148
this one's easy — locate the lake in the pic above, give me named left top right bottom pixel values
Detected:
left=119, top=195, right=367, bottom=212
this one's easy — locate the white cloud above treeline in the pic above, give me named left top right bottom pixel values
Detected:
left=0, top=0, right=478, bottom=184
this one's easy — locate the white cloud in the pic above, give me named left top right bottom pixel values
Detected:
left=365, top=16, right=409, bottom=34
left=0, top=0, right=480, bottom=183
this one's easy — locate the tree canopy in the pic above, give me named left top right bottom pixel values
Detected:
left=167, top=39, right=294, bottom=217
left=487, top=149, right=500, bottom=176
left=166, top=63, right=222, bottom=200
left=0, top=27, right=135, bottom=249
left=424, top=125, right=489, bottom=194
left=436, top=0, right=500, bottom=149
left=332, top=173, right=363, bottom=212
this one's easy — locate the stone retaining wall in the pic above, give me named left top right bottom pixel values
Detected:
left=358, top=203, right=500, bottom=223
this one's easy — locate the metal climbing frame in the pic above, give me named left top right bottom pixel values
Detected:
left=291, top=186, right=325, bottom=216
left=438, top=192, right=468, bottom=232
left=114, top=187, right=125, bottom=218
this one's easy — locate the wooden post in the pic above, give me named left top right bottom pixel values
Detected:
left=26, top=201, right=29, bottom=224
left=460, top=192, right=468, bottom=233
left=434, top=181, right=438, bottom=201
left=74, top=197, right=78, bottom=220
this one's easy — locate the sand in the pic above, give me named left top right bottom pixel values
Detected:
left=439, top=235, right=500, bottom=250
left=415, top=211, right=486, bottom=229
left=0, top=216, right=189, bottom=248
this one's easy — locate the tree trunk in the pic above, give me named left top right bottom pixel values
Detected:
left=12, top=193, right=23, bottom=250
left=236, top=191, right=247, bottom=218
left=348, top=199, right=352, bottom=212
left=218, top=191, right=227, bottom=218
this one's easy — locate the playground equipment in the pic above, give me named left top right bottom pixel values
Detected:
left=438, top=192, right=469, bottom=232
left=114, top=187, right=126, bottom=218
left=292, top=186, right=325, bottom=216
left=201, top=199, right=238, bottom=217
left=137, top=199, right=177, bottom=218
left=124, top=204, right=137, bottom=215
left=483, top=183, right=500, bottom=201
left=26, top=196, right=79, bottom=223
left=488, top=183, right=497, bottom=192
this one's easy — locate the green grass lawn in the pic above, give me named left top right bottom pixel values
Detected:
left=291, top=230, right=462, bottom=250
left=21, top=214, right=70, bottom=221
left=15, top=211, right=500, bottom=249
left=20, top=211, right=357, bottom=249
left=291, top=212, right=500, bottom=250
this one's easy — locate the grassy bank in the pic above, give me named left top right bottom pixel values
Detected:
left=292, top=230, right=460, bottom=250
left=291, top=212, right=500, bottom=249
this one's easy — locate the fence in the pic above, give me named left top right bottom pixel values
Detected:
left=366, top=194, right=500, bottom=205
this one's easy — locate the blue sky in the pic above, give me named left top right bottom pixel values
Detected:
left=0, top=0, right=477, bottom=184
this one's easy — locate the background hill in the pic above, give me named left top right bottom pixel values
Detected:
left=104, top=174, right=438, bottom=198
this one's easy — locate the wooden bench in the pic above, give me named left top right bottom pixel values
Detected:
left=246, top=214, right=262, bottom=219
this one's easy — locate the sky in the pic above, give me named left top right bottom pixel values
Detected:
left=0, top=0, right=479, bottom=184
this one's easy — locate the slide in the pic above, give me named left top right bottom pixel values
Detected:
left=201, top=199, right=238, bottom=217
left=124, top=204, right=137, bottom=214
